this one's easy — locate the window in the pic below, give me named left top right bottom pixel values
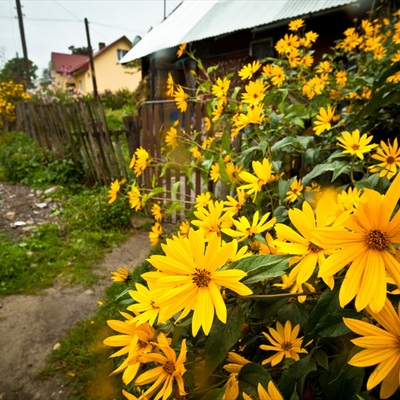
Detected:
left=117, top=49, right=128, bottom=61
left=249, top=38, right=274, bottom=59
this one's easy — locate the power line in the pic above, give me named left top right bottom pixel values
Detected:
left=0, top=14, right=145, bottom=33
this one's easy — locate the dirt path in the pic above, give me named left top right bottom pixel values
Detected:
left=0, top=183, right=152, bottom=399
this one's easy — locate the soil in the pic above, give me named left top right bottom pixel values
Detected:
left=0, top=182, right=152, bottom=400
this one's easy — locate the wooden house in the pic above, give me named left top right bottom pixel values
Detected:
left=120, top=0, right=376, bottom=100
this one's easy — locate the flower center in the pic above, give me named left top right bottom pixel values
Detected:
left=163, top=360, right=176, bottom=375
left=386, top=156, right=395, bottom=165
left=366, top=229, right=389, bottom=251
left=282, top=341, right=293, bottom=351
left=308, top=242, right=323, bottom=253
left=351, top=143, right=360, bottom=150
left=138, top=339, right=148, bottom=349
left=192, top=268, right=211, bottom=288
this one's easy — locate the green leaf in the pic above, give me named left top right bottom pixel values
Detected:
left=206, top=65, right=219, bottom=74
left=319, top=353, right=365, bottom=400
left=141, top=187, right=166, bottom=205
left=218, top=155, right=230, bottom=183
left=199, top=388, right=225, bottom=400
left=277, top=302, right=309, bottom=330
left=237, top=362, right=271, bottom=397
left=280, top=355, right=317, bottom=399
left=314, top=350, right=329, bottom=370
left=204, top=305, right=245, bottom=380
left=302, top=161, right=350, bottom=186
left=165, top=202, right=184, bottom=216
left=172, top=180, right=181, bottom=199
left=230, top=254, right=290, bottom=284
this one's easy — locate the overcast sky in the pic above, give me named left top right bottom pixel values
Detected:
left=0, top=0, right=182, bottom=76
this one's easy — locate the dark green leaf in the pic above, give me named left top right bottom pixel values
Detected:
left=199, top=387, right=225, bottom=400
left=237, top=362, right=271, bottom=396
left=280, top=355, right=317, bottom=398
left=204, top=305, right=245, bottom=380
left=319, top=353, right=364, bottom=400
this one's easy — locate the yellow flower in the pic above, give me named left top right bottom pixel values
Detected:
left=174, top=84, right=188, bottom=112
left=195, top=191, right=212, bottom=208
left=238, top=158, right=273, bottom=200
left=344, top=299, right=400, bottom=399
left=274, top=272, right=316, bottom=303
left=151, top=203, right=163, bottom=222
left=335, top=70, right=347, bottom=86
left=275, top=33, right=300, bottom=54
left=128, top=185, right=142, bottom=211
left=212, top=77, right=231, bottom=104
left=223, top=351, right=251, bottom=375
left=166, top=72, right=174, bottom=97
left=274, top=201, right=332, bottom=285
left=223, top=188, right=246, bottom=216
left=313, top=172, right=400, bottom=313
left=285, top=178, right=303, bottom=203
left=313, top=104, right=336, bottom=136
left=222, top=352, right=251, bottom=400
left=304, top=31, right=319, bottom=47
left=238, top=60, right=262, bottom=80
left=165, top=123, right=179, bottom=148
left=337, top=129, right=377, bottom=160
left=144, top=228, right=252, bottom=335
left=260, top=320, right=308, bottom=366
left=288, top=18, right=305, bottom=31
left=108, top=179, right=121, bottom=204
left=179, top=220, right=191, bottom=238
left=241, top=80, right=268, bottom=107
left=226, top=162, right=243, bottom=185
left=210, top=162, right=220, bottom=182
left=192, top=200, right=233, bottom=239
left=243, top=381, right=284, bottom=400
left=369, top=138, right=400, bottom=179
left=103, top=311, right=155, bottom=384
left=191, top=145, right=202, bottom=160
left=127, top=283, right=164, bottom=326
left=222, top=210, right=276, bottom=242
left=135, top=332, right=187, bottom=400
left=110, top=266, right=131, bottom=283
left=149, top=222, right=163, bottom=247
left=134, top=146, right=151, bottom=177
left=176, top=42, right=187, bottom=58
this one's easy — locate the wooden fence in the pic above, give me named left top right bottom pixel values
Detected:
left=139, top=100, right=206, bottom=209
left=15, top=99, right=139, bottom=185
left=15, top=99, right=208, bottom=209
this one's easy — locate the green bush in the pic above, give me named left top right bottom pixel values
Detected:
left=0, top=131, right=84, bottom=188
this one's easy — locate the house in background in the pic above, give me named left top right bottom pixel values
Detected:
left=120, top=0, right=376, bottom=101
left=51, top=36, right=140, bottom=94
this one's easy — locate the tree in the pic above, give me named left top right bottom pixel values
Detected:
left=68, top=45, right=90, bottom=55
left=0, top=57, right=38, bottom=86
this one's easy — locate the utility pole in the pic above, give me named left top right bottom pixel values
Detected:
left=15, top=0, right=31, bottom=87
left=84, top=18, right=98, bottom=98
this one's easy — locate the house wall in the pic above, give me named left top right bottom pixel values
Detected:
left=76, top=39, right=141, bottom=94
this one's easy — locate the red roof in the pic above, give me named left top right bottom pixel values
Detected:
left=51, top=52, right=89, bottom=74
left=51, top=36, right=132, bottom=76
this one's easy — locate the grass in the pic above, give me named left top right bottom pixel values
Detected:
left=0, top=187, right=134, bottom=295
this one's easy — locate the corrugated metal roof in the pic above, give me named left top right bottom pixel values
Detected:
left=121, top=0, right=360, bottom=63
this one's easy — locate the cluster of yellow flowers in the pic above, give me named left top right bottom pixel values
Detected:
left=106, top=7, right=400, bottom=400
left=0, top=80, right=30, bottom=128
